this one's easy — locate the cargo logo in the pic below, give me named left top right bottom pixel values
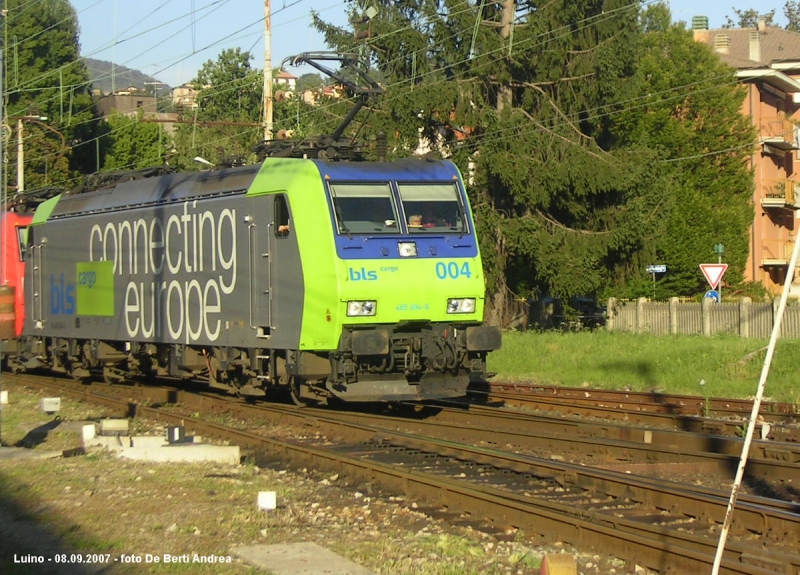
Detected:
left=78, top=270, right=97, bottom=288
left=348, top=267, right=378, bottom=281
left=88, top=201, right=237, bottom=344
left=77, top=261, right=115, bottom=317
left=50, top=274, right=75, bottom=315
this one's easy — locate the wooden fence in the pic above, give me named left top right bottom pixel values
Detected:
left=606, top=297, right=800, bottom=339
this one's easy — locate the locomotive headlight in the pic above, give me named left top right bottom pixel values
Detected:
left=447, top=298, right=476, bottom=314
left=347, top=300, right=377, bottom=316
left=398, top=241, right=418, bottom=257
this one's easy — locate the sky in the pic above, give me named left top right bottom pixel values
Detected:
left=667, top=0, right=786, bottom=29
left=72, top=0, right=352, bottom=87
left=70, top=0, right=786, bottom=89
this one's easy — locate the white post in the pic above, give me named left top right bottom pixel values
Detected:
left=711, top=231, right=800, bottom=573
left=263, top=0, right=273, bottom=141
left=16, top=119, right=23, bottom=192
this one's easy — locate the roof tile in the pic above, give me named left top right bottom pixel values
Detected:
left=696, top=25, right=800, bottom=69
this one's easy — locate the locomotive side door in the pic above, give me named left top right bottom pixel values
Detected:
left=247, top=196, right=274, bottom=337
left=247, top=193, right=299, bottom=344
left=28, top=234, right=44, bottom=327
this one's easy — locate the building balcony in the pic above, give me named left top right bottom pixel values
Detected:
left=761, top=178, right=800, bottom=209
left=759, top=119, right=798, bottom=156
left=761, top=239, right=795, bottom=267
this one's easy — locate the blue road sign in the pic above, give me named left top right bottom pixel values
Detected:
left=704, top=290, right=720, bottom=303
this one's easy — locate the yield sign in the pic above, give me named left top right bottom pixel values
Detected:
left=700, top=264, right=728, bottom=289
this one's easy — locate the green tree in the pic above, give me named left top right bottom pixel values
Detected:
left=314, top=1, right=669, bottom=324
left=271, top=93, right=322, bottom=141
left=619, top=4, right=756, bottom=298
left=787, top=1, right=800, bottom=30
left=193, top=48, right=262, bottom=122
left=295, top=73, right=323, bottom=92
left=723, top=8, right=775, bottom=28
left=5, top=0, right=103, bottom=190
left=102, top=111, right=166, bottom=170
left=170, top=48, right=263, bottom=169
left=721, top=2, right=800, bottom=31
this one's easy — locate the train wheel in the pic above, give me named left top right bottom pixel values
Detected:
left=288, top=376, right=310, bottom=407
left=102, top=365, right=127, bottom=385
left=68, top=366, right=92, bottom=383
left=62, top=356, right=91, bottom=383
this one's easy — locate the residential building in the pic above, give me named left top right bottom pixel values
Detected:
left=694, top=16, right=800, bottom=295
left=275, top=70, right=297, bottom=92
left=171, top=83, right=199, bottom=111
left=94, top=88, right=178, bottom=138
left=96, top=88, right=157, bottom=117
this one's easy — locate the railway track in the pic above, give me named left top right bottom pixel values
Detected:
left=6, top=373, right=800, bottom=575
left=468, top=381, right=800, bottom=441
left=332, top=403, right=800, bottom=492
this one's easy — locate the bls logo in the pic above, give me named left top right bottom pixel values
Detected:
left=50, top=274, right=75, bottom=315
left=348, top=267, right=378, bottom=281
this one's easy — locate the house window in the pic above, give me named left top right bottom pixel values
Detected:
left=795, top=124, right=800, bottom=161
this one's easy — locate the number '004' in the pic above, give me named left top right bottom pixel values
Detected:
left=435, top=262, right=472, bottom=279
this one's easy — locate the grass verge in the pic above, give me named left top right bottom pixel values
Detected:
left=488, top=330, right=800, bottom=404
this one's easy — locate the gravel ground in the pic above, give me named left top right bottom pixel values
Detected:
left=0, top=384, right=652, bottom=575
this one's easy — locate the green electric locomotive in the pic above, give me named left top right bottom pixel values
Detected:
left=18, top=156, right=500, bottom=403
left=15, top=53, right=501, bottom=404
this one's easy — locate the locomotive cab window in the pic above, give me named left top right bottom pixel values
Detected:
left=329, top=182, right=400, bottom=234
left=16, top=226, right=29, bottom=261
left=397, top=183, right=466, bottom=233
left=275, top=194, right=291, bottom=237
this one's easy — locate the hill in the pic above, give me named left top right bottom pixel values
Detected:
left=83, top=58, right=172, bottom=95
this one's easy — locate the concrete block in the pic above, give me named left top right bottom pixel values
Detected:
left=130, top=436, right=168, bottom=448
left=86, top=435, right=131, bottom=451
left=257, top=491, right=276, bottom=511
left=232, top=542, right=375, bottom=575
left=118, top=444, right=240, bottom=464
left=81, top=424, right=96, bottom=444
left=99, top=419, right=129, bottom=436
left=41, top=397, right=60, bottom=414
left=0, top=447, right=63, bottom=460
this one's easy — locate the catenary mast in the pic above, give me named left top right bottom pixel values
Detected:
left=263, top=0, right=273, bottom=140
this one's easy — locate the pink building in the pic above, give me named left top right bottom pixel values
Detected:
left=694, top=16, right=800, bottom=294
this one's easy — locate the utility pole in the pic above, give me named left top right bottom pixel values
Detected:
left=112, top=0, right=117, bottom=94
left=0, top=47, right=5, bottom=283
left=144, top=81, right=166, bottom=112
left=145, top=81, right=166, bottom=163
left=16, top=119, right=22, bottom=192
left=15, top=116, right=49, bottom=193
left=263, top=0, right=273, bottom=140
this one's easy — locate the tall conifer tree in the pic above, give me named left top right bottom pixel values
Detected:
left=314, top=0, right=668, bottom=323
